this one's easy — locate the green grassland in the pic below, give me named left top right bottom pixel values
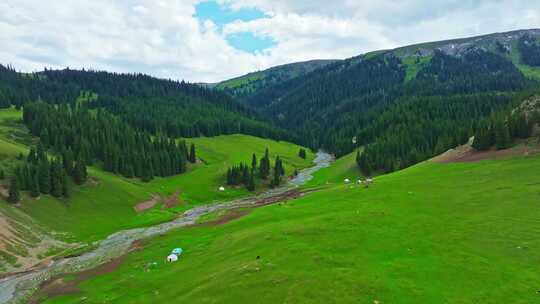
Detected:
left=0, top=108, right=315, bottom=243
left=0, top=108, right=31, bottom=158
left=40, top=151, right=540, bottom=303
left=507, top=40, right=540, bottom=81
left=402, top=56, right=432, bottom=82
left=303, top=150, right=360, bottom=188
left=215, top=72, right=264, bottom=90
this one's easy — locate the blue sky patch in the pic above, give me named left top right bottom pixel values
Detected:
left=195, top=1, right=276, bottom=53
left=226, top=32, right=276, bottom=53
left=195, top=1, right=266, bottom=30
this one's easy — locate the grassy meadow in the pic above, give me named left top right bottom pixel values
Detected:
left=38, top=151, right=540, bottom=303
left=0, top=108, right=315, bottom=243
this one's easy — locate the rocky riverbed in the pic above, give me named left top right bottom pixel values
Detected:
left=0, top=151, right=332, bottom=304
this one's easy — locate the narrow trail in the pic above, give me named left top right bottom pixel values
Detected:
left=0, top=151, right=333, bottom=304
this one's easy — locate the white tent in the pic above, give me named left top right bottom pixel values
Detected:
left=344, top=178, right=350, bottom=183
left=218, top=186, right=225, bottom=192
left=167, top=254, right=178, bottom=262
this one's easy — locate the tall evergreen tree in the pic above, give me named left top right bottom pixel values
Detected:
left=251, top=153, right=257, bottom=172
left=38, top=159, right=51, bottom=194
left=62, top=173, right=70, bottom=198
left=494, top=119, right=511, bottom=150
left=30, top=173, right=40, bottom=198
left=36, top=142, right=47, bottom=162
left=51, top=159, right=64, bottom=198
left=259, top=148, right=270, bottom=179
left=62, top=148, right=74, bottom=176
left=472, top=120, right=494, bottom=151
left=189, top=143, right=196, bottom=163
left=73, top=156, right=87, bottom=185
left=27, top=147, right=37, bottom=164
left=247, top=171, right=255, bottom=191
left=8, top=177, right=20, bottom=204
left=298, top=148, right=306, bottom=159
left=271, top=156, right=284, bottom=187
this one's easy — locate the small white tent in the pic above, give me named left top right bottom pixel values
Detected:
left=167, top=254, right=178, bottom=262
left=218, top=186, right=225, bottom=192
left=344, top=178, right=350, bottom=183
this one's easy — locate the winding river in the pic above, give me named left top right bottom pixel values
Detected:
left=0, top=151, right=333, bottom=304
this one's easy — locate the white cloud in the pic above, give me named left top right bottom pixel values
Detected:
left=0, top=0, right=539, bottom=82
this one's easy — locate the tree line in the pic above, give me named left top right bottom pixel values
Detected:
left=0, top=65, right=292, bottom=143
left=472, top=107, right=536, bottom=151
left=7, top=143, right=87, bottom=203
left=518, top=35, right=540, bottom=67
left=226, top=148, right=286, bottom=191
left=23, top=102, right=196, bottom=183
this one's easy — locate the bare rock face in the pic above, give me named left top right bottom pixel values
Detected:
left=517, top=95, right=540, bottom=136
left=402, top=29, right=540, bottom=59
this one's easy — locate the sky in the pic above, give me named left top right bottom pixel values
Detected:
left=0, top=0, right=539, bottom=83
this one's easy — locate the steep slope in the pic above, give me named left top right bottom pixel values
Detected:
left=35, top=149, right=540, bottom=304
left=0, top=65, right=290, bottom=141
left=0, top=107, right=315, bottom=272
left=215, top=59, right=338, bottom=101
left=239, top=29, right=540, bottom=171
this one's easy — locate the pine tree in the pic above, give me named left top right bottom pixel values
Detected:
left=125, top=164, right=134, bottom=178
left=142, top=158, right=154, bottom=182
left=38, top=160, right=51, bottom=194
left=62, top=173, right=70, bottom=198
left=251, top=153, right=257, bottom=172
left=37, top=142, right=47, bottom=161
left=226, top=168, right=232, bottom=185
left=40, top=129, right=50, bottom=147
left=271, top=156, right=283, bottom=187
left=472, top=121, right=493, bottom=151
left=8, top=177, right=20, bottom=204
left=62, top=148, right=74, bottom=176
left=30, top=173, right=40, bottom=197
left=247, top=171, right=255, bottom=191
left=189, top=143, right=196, bottom=163
left=298, top=148, right=306, bottom=159
left=494, top=119, right=511, bottom=150
left=259, top=148, right=270, bottom=179
left=73, top=156, right=87, bottom=185
left=357, top=153, right=372, bottom=177
left=27, top=147, right=37, bottom=164
left=51, top=160, right=64, bottom=198
left=242, top=165, right=250, bottom=185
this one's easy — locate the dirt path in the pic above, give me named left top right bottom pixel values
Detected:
left=0, top=151, right=332, bottom=304
left=431, top=140, right=540, bottom=163
left=133, top=191, right=181, bottom=213
left=28, top=240, right=144, bottom=304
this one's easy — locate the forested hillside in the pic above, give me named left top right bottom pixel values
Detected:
left=2, top=29, right=540, bottom=177
left=0, top=66, right=290, bottom=141
left=215, top=60, right=337, bottom=101
left=229, top=29, right=540, bottom=172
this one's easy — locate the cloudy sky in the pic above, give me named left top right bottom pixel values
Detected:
left=1, top=0, right=539, bottom=82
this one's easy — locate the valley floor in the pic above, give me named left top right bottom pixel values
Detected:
left=29, top=150, right=540, bottom=303
left=0, top=107, right=316, bottom=275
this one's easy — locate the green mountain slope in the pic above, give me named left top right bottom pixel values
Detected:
left=0, top=65, right=290, bottom=141
left=0, top=107, right=314, bottom=271
left=215, top=59, right=338, bottom=101
left=238, top=29, right=540, bottom=172
left=37, top=148, right=540, bottom=303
